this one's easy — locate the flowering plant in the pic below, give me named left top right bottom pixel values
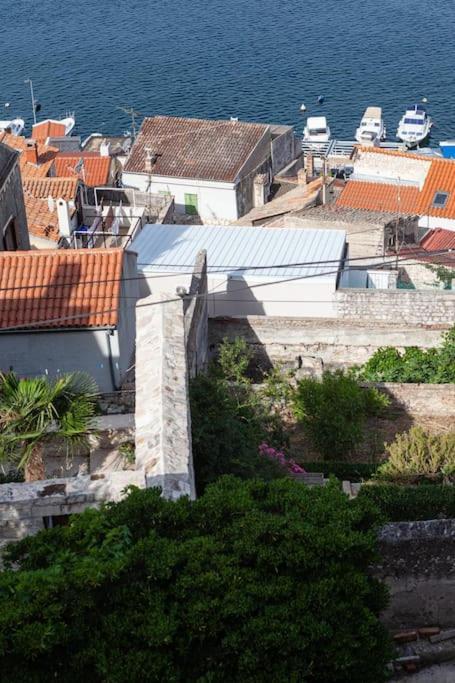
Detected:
left=259, top=443, right=305, bottom=475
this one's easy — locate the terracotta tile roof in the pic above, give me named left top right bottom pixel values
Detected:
left=0, top=132, right=57, bottom=178
left=23, top=176, right=79, bottom=201
left=32, top=120, right=67, bottom=143
left=124, top=115, right=270, bottom=182
left=417, top=159, right=455, bottom=218
left=358, top=146, right=433, bottom=162
left=420, top=227, right=455, bottom=252
left=0, top=249, right=124, bottom=330
left=336, top=180, right=420, bottom=214
left=23, top=194, right=60, bottom=242
left=54, top=152, right=111, bottom=186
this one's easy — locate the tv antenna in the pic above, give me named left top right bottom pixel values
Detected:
left=117, top=105, right=142, bottom=140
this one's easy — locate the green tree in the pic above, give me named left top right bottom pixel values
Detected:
left=0, top=372, right=98, bottom=481
left=293, top=371, right=388, bottom=459
left=0, top=478, right=390, bottom=682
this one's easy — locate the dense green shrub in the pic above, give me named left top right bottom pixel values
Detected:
left=357, top=326, right=455, bottom=383
left=376, top=427, right=455, bottom=482
left=0, top=469, right=23, bottom=484
left=304, top=461, right=380, bottom=481
left=0, top=478, right=390, bottom=682
left=190, top=339, right=287, bottom=493
left=293, top=371, right=389, bottom=459
left=357, top=483, right=455, bottom=522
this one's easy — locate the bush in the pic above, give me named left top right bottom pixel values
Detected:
left=304, top=461, right=380, bottom=481
left=0, top=478, right=391, bottom=682
left=376, top=427, right=455, bottom=483
left=0, top=468, right=23, bottom=484
left=190, top=339, right=288, bottom=493
left=357, top=483, right=455, bottom=522
left=292, top=371, right=389, bottom=459
left=357, top=326, right=455, bottom=383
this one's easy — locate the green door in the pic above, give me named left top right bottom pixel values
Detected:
left=184, top=193, right=198, bottom=215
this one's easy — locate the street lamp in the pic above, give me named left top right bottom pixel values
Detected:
left=24, top=79, right=37, bottom=125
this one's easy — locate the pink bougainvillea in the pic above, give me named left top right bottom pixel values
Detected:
left=259, top=443, right=306, bottom=474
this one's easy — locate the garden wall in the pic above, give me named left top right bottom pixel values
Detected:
left=209, top=317, right=448, bottom=373
left=376, top=519, right=455, bottom=630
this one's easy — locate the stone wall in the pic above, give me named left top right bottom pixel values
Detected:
left=135, top=294, right=196, bottom=500
left=376, top=520, right=455, bottom=630
left=184, top=250, right=208, bottom=377
left=209, top=316, right=448, bottom=374
left=335, top=288, right=455, bottom=326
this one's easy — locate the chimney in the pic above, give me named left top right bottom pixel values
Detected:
left=56, top=199, right=72, bottom=238
left=297, top=168, right=307, bottom=186
left=304, top=151, right=314, bottom=179
left=144, top=147, right=158, bottom=173
left=100, top=140, right=111, bottom=157
left=25, top=139, right=39, bottom=165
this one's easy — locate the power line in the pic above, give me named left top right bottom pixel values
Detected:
left=0, top=248, right=451, bottom=296
left=0, top=253, right=448, bottom=333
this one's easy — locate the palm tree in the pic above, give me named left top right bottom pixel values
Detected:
left=0, top=372, right=98, bottom=482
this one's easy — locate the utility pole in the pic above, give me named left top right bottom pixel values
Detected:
left=117, top=105, right=142, bottom=141
left=24, top=79, right=37, bottom=125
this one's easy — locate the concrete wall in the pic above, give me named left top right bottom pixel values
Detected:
left=0, top=144, right=29, bottom=250
left=184, top=250, right=209, bottom=377
left=335, top=288, right=455, bottom=325
left=270, top=125, right=298, bottom=175
left=134, top=294, right=196, bottom=500
left=0, top=328, right=121, bottom=392
left=376, top=520, right=455, bottom=630
left=209, top=316, right=448, bottom=373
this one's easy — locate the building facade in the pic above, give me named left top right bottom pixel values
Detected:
left=0, top=142, right=30, bottom=250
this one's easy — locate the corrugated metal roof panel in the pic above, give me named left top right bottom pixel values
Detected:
left=133, top=224, right=346, bottom=283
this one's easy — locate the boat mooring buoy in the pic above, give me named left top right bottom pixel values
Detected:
left=300, top=103, right=307, bottom=112
left=317, top=95, right=324, bottom=104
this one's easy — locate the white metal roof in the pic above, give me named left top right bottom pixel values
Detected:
left=307, top=116, right=328, bottom=127
left=132, top=224, right=346, bottom=283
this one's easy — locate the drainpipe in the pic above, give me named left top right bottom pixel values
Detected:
left=106, top=330, right=121, bottom=391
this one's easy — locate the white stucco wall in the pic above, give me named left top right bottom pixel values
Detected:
left=354, top=152, right=430, bottom=187
left=418, top=215, right=455, bottom=231
left=138, top=271, right=337, bottom=318
left=122, top=171, right=238, bottom=222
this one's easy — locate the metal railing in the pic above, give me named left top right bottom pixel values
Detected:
left=70, top=231, right=133, bottom=249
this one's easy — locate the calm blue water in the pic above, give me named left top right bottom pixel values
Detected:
left=1, top=0, right=455, bottom=143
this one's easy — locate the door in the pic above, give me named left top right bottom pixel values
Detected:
left=184, top=193, right=198, bottom=215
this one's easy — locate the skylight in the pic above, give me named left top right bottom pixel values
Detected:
left=432, top=191, right=449, bottom=209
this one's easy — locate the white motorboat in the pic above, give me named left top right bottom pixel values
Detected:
left=303, top=115, right=331, bottom=144
left=355, top=106, right=386, bottom=144
left=0, top=118, right=25, bottom=136
left=396, top=104, right=432, bottom=147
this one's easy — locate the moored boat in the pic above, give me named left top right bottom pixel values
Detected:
left=0, top=118, right=25, bottom=136
left=303, top=115, right=331, bottom=144
left=439, top=140, right=455, bottom=159
left=355, top=106, right=386, bottom=144
left=396, top=104, right=432, bottom=147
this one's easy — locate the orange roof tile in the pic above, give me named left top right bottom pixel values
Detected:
left=54, top=153, right=111, bottom=186
left=32, top=120, right=67, bottom=143
left=23, top=194, right=61, bottom=242
left=420, top=227, right=455, bottom=252
left=0, top=249, right=124, bottom=330
left=0, top=132, right=58, bottom=178
left=417, top=159, right=455, bottom=218
left=358, top=146, right=433, bottom=162
left=23, top=176, right=79, bottom=201
left=336, top=180, right=420, bottom=214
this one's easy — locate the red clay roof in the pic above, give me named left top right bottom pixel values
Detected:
left=336, top=180, right=420, bottom=214
left=23, top=176, right=79, bottom=201
left=390, top=229, right=455, bottom=265
left=32, top=120, right=67, bottom=143
left=0, top=133, right=57, bottom=178
left=23, top=194, right=61, bottom=242
left=420, top=227, right=455, bottom=251
left=358, top=146, right=433, bottom=162
left=417, top=159, right=455, bottom=218
left=123, top=115, right=269, bottom=182
left=54, top=153, right=111, bottom=186
left=0, top=249, right=124, bottom=330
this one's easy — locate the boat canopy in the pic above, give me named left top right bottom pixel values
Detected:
left=363, top=106, right=382, bottom=119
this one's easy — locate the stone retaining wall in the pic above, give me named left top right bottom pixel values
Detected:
left=209, top=316, right=448, bottom=373
left=376, top=520, right=455, bottom=630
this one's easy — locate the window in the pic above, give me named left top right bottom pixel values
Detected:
left=184, top=193, right=198, bottom=215
left=3, top=217, right=18, bottom=251
left=432, top=191, right=449, bottom=209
